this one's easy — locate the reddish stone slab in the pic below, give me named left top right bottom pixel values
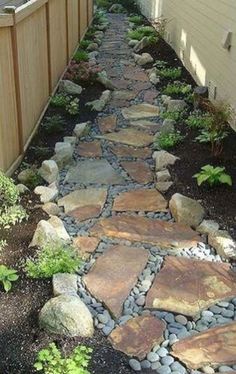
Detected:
left=113, top=189, right=168, bottom=212
left=83, top=245, right=149, bottom=318
left=109, top=315, right=166, bottom=360
left=98, top=115, right=117, bottom=134
left=90, top=215, right=201, bottom=249
left=133, top=81, right=152, bottom=92
left=144, top=90, right=159, bottom=104
left=110, top=144, right=152, bottom=159
left=73, top=236, right=100, bottom=259
left=146, top=256, right=236, bottom=317
left=99, top=128, right=153, bottom=148
left=130, top=120, right=161, bottom=134
left=109, top=99, right=130, bottom=108
left=123, top=68, right=148, bottom=82
left=111, top=79, right=130, bottom=89
left=121, top=161, right=153, bottom=184
left=78, top=141, right=102, bottom=158
left=172, top=322, right=236, bottom=369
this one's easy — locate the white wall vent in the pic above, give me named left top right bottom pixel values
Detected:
left=208, top=81, right=217, bottom=100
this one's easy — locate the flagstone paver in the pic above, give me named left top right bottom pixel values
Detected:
left=121, top=161, right=154, bottom=184
left=65, top=159, right=125, bottom=185
left=172, top=322, right=236, bottom=369
left=83, top=245, right=149, bottom=318
left=110, top=144, right=152, bottom=159
left=90, top=215, right=201, bottom=249
left=98, top=115, right=117, bottom=133
left=77, top=140, right=102, bottom=158
left=98, top=128, right=153, bottom=148
left=109, top=315, right=166, bottom=360
left=73, top=236, right=100, bottom=259
left=122, top=103, right=160, bottom=120
left=146, top=256, right=236, bottom=317
left=130, top=119, right=161, bottom=134
left=113, top=189, right=168, bottom=212
left=58, top=188, right=107, bottom=221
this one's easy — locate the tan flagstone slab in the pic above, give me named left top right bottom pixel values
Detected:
left=109, top=315, right=166, bottom=360
left=78, top=141, right=102, bottom=158
left=122, top=103, right=160, bottom=120
left=83, top=245, right=149, bottom=318
left=113, top=189, right=168, bottom=212
left=110, top=144, right=152, bottom=159
left=73, top=236, right=100, bottom=259
left=130, top=119, right=161, bottom=134
left=90, top=215, right=201, bottom=249
left=172, top=322, right=236, bottom=369
left=112, top=90, right=137, bottom=101
left=146, top=256, right=236, bottom=317
left=121, top=161, right=153, bottom=184
left=98, top=115, right=117, bottom=134
left=65, top=159, right=125, bottom=185
left=97, top=128, right=153, bottom=148
left=58, top=188, right=107, bottom=221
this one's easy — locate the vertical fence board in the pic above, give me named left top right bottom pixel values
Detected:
left=88, top=0, right=93, bottom=25
left=79, top=0, right=88, bottom=39
left=0, top=27, right=19, bottom=170
left=67, top=0, right=79, bottom=56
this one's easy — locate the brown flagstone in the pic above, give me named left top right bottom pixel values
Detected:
left=98, top=115, right=117, bottom=134
left=145, top=256, right=236, bottom=317
left=110, top=144, right=152, bottom=159
left=109, top=99, right=130, bottom=108
left=98, top=128, right=153, bottom=148
left=130, top=120, right=161, bottom=134
left=111, top=78, right=130, bottom=89
left=121, top=161, right=153, bottom=184
left=123, top=68, right=148, bottom=82
left=172, top=322, right=236, bottom=369
left=90, top=215, right=201, bottom=249
left=113, top=189, right=168, bottom=212
left=77, top=140, right=102, bottom=158
left=132, top=81, right=152, bottom=92
left=58, top=188, right=107, bottom=222
left=112, top=90, right=137, bottom=101
left=143, top=90, right=159, bottom=104
left=83, top=245, right=149, bottom=318
left=73, top=236, right=100, bottom=259
left=122, top=104, right=159, bottom=120
left=108, top=315, right=166, bottom=360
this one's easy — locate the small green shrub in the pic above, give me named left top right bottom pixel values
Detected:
left=30, top=146, right=52, bottom=160
left=42, top=115, right=66, bottom=134
left=0, top=239, right=7, bottom=252
left=154, top=131, right=184, bottom=150
left=160, top=110, right=186, bottom=122
left=34, top=343, right=92, bottom=374
left=157, top=67, right=182, bottom=80
left=0, top=265, right=19, bottom=292
left=66, top=98, right=80, bottom=116
left=128, top=15, right=144, bottom=25
left=186, top=112, right=213, bottom=129
left=195, top=128, right=228, bottom=145
left=74, top=50, right=89, bottom=63
left=24, top=242, right=82, bottom=279
left=79, top=40, right=91, bottom=50
left=21, top=170, right=43, bottom=190
left=0, top=205, right=28, bottom=229
left=0, top=171, right=19, bottom=207
left=127, top=26, right=158, bottom=42
left=154, top=60, right=168, bottom=69
left=163, top=82, right=192, bottom=97
left=51, top=94, right=70, bottom=108
left=193, top=165, right=232, bottom=187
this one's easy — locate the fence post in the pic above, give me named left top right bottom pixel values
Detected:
left=6, top=6, right=24, bottom=154
left=45, top=0, right=52, bottom=93
left=78, top=0, right=81, bottom=41
left=65, top=0, right=69, bottom=62
left=87, top=0, right=89, bottom=28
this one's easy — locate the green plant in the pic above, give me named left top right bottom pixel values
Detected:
left=154, top=131, right=184, bottom=150
left=34, top=343, right=92, bottom=374
left=0, top=170, right=19, bottom=207
left=127, top=25, right=158, bottom=42
left=30, top=146, right=52, bottom=160
left=74, top=50, right=89, bottom=63
left=193, top=165, right=232, bottom=187
left=157, top=67, right=182, bottom=80
left=160, top=110, right=186, bottom=122
left=79, top=40, right=91, bottom=50
left=51, top=94, right=70, bottom=108
left=186, top=112, right=213, bottom=129
left=25, top=242, right=82, bottom=279
left=66, top=98, right=80, bottom=116
left=0, top=205, right=28, bottom=228
left=22, top=170, right=43, bottom=190
left=0, top=265, right=19, bottom=292
left=195, top=128, right=228, bottom=146
left=0, top=240, right=7, bottom=252
left=128, top=15, right=144, bottom=25
left=42, top=115, right=66, bottom=134
left=163, top=82, right=192, bottom=97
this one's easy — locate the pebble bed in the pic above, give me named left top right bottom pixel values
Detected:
left=53, top=14, right=236, bottom=374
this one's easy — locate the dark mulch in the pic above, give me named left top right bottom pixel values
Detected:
left=142, top=37, right=236, bottom=239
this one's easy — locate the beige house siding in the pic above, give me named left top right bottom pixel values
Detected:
left=137, top=0, right=236, bottom=113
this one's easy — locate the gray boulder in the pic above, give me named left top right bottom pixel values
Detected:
left=153, top=150, right=180, bottom=171
left=208, top=230, right=236, bottom=259
left=133, top=36, right=150, bottom=53
left=39, top=160, right=59, bottom=184
left=53, top=273, right=78, bottom=296
left=59, top=80, right=82, bottom=95
left=169, top=193, right=205, bottom=228
left=134, top=53, right=154, bottom=66
left=86, top=90, right=111, bottom=111
left=167, top=99, right=187, bottom=112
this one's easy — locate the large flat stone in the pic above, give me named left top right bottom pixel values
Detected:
left=109, top=315, right=166, bottom=360
left=65, top=159, right=125, bottom=185
left=58, top=188, right=107, bottom=221
left=122, top=104, right=159, bottom=120
left=146, top=256, right=236, bottom=317
left=130, top=120, right=161, bottom=134
left=121, top=161, right=153, bottom=184
left=83, top=245, right=149, bottom=318
left=172, top=322, right=236, bottom=369
left=98, top=115, right=117, bottom=133
left=77, top=141, right=102, bottom=158
left=113, top=189, right=168, bottom=212
left=110, top=144, right=151, bottom=159
left=98, top=128, right=153, bottom=148
left=90, top=216, right=201, bottom=249
left=73, top=236, right=100, bottom=259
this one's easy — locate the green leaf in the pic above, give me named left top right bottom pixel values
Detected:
left=3, top=280, right=12, bottom=292
left=34, top=362, right=43, bottom=371
left=219, top=174, right=232, bottom=186
left=196, top=174, right=209, bottom=186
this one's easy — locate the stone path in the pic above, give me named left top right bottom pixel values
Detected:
left=57, top=13, right=236, bottom=374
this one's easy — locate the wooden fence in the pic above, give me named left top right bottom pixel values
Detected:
left=0, top=0, right=94, bottom=174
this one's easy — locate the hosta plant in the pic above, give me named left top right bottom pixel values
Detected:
left=193, top=165, right=232, bottom=187
left=34, top=343, right=92, bottom=374
left=0, top=265, right=19, bottom=292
